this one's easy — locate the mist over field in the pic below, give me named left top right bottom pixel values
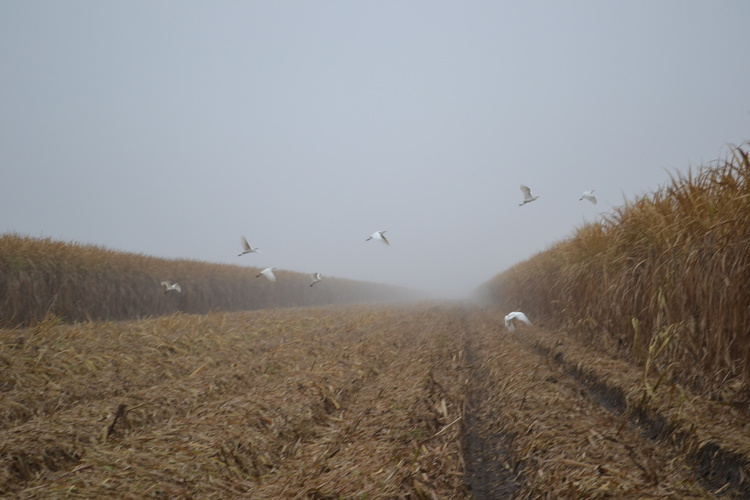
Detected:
left=1, top=2, right=749, bottom=298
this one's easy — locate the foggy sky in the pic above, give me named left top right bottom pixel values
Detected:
left=2, top=2, right=749, bottom=299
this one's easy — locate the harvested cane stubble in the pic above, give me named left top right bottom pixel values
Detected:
left=1, top=303, right=748, bottom=498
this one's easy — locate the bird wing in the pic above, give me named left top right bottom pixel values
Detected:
left=581, top=193, right=597, bottom=204
left=263, top=268, right=276, bottom=281
left=380, top=233, right=390, bottom=245
left=174, top=283, right=182, bottom=293
left=161, top=281, right=170, bottom=288
left=241, top=236, right=251, bottom=251
left=515, top=312, right=532, bottom=325
left=520, top=185, right=533, bottom=200
left=580, top=191, right=597, bottom=204
left=506, top=311, right=532, bottom=326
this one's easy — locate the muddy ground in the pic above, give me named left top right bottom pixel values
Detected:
left=1, top=302, right=748, bottom=498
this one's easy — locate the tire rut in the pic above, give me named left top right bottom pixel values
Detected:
left=459, top=306, right=521, bottom=499
left=462, top=306, right=713, bottom=498
left=521, top=322, right=750, bottom=498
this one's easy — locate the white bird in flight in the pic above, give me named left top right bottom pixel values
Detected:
left=580, top=190, right=597, bottom=204
left=366, top=230, right=390, bottom=245
left=519, top=185, right=540, bottom=206
left=309, top=272, right=323, bottom=287
left=238, top=236, right=260, bottom=256
left=161, top=281, right=182, bottom=294
left=256, top=267, right=277, bottom=281
left=504, top=311, right=532, bottom=332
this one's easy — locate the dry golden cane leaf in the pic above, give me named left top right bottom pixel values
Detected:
left=555, top=458, right=596, bottom=469
left=439, top=398, right=448, bottom=419
left=715, top=482, right=731, bottom=494
left=189, top=361, right=210, bottom=378
left=595, top=480, right=614, bottom=492
left=589, top=428, right=604, bottom=440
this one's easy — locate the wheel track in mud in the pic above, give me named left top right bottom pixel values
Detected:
left=524, top=326, right=750, bottom=498
left=458, top=307, right=521, bottom=499
left=459, top=305, right=736, bottom=499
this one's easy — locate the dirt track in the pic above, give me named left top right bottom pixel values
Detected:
left=1, top=303, right=748, bottom=498
left=460, top=307, right=748, bottom=499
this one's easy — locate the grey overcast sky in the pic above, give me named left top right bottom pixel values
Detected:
left=2, top=2, right=749, bottom=299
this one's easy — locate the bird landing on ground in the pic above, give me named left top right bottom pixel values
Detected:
left=519, top=185, right=540, bottom=206
left=504, top=311, right=532, bottom=332
left=580, top=190, right=597, bottom=204
left=366, top=230, right=390, bottom=245
left=310, top=272, right=323, bottom=287
left=256, top=267, right=277, bottom=281
left=161, top=281, right=182, bottom=294
left=238, top=236, right=260, bottom=256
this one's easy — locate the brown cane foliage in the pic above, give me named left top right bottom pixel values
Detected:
left=0, top=234, right=425, bottom=327
left=479, top=142, right=750, bottom=402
